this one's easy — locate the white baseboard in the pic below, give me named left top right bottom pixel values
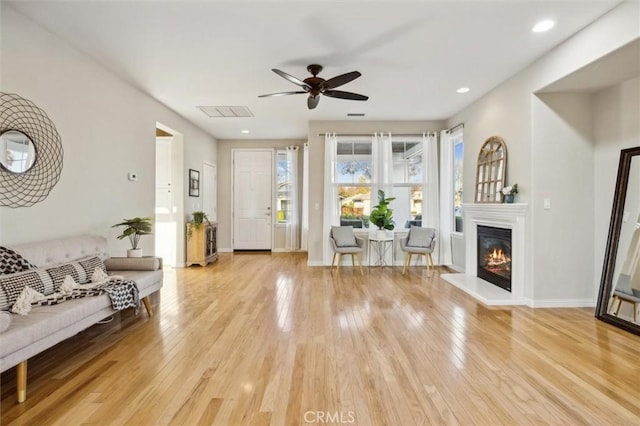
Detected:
left=530, top=299, right=595, bottom=308
left=307, top=260, right=325, bottom=267
left=445, top=264, right=465, bottom=273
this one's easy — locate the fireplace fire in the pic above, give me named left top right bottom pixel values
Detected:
left=477, top=225, right=512, bottom=292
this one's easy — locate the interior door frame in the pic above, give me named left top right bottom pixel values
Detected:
left=231, top=148, right=274, bottom=251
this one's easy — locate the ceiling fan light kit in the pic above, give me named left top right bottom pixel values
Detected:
left=259, top=64, right=369, bottom=110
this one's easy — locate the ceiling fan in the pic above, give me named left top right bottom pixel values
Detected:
left=259, top=64, right=368, bottom=110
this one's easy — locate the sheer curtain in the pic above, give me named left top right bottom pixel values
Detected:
left=300, top=142, right=309, bottom=251
left=373, top=132, right=393, bottom=200
left=323, top=133, right=338, bottom=265
left=422, top=132, right=440, bottom=264
left=439, top=129, right=453, bottom=265
left=285, top=145, right=299, bottom=251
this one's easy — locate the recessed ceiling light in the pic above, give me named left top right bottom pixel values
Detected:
left=241, top=129, right=250, bottom=134
left=456, top=87, right=470, bottom=94
left=532, top=20, right=555, bottom=33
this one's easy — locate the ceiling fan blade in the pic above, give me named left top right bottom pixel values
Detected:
left=258, top=91, right=307, bottom=98
left=323, top=71, right=362, bottom=89
left=272, top=69, right=311, bottom=90
left=307, top=95, right=320, bottom=110
left=323, top=90, right=369, bottom=101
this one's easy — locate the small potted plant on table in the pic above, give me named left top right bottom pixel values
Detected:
left=112, top=217, right=153, bottom=257
left=187, top=211, right=210, bottom=239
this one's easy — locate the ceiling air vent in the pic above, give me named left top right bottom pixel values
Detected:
left=347, top=113, right=365, bottom=117
left=198, top=106, right=253, bottom=118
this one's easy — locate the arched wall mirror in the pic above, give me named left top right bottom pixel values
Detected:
left=596, top=146, right=640, bottom=336
left=475, top=136, right=507, bottom=203
left=0, top=130, right=37, bottom=173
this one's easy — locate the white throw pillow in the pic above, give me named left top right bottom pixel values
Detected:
left=332, top=226, right=357, bottom=247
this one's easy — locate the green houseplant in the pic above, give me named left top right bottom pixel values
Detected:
left=369, top=190, right=395, bottom=235
left=187, top=211, right=209, bottom=239
left=112, top=217, right=153, bottom=257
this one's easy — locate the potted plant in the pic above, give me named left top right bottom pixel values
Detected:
left=112, top=217, right=153, bottom=257
left=502, top=184, right=518, bottom=203
left=187, top=211, right=209, bottom=239
left=369, top=190, right=395, bottom=237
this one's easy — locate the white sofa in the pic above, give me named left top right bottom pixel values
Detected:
left=0, top=235, right=163, bottom=403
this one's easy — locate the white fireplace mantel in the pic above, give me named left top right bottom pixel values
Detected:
left=442, top=202, right=530, bottom=306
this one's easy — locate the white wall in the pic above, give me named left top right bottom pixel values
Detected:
left=0, top=5, right=217, bottom=258
left=532, top=92, right=594, bottom=303
left=447, top=1, right=639, bottom=305
left=307, top=120, right=446, bottom=264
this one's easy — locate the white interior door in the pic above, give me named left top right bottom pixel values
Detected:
left=202, top=162, right=217, bottom=222
left=233, top=150, right=272, bottom=250
left=155, top=136, right=176, bottom=265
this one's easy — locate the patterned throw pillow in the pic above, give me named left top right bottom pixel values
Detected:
left=0, top=246, right=36, bottom=275
left=78, top=256, right=107, bottom=279
left=0, top=270, right=49, bottom=310
left=46, top=264, right=83, bottom=289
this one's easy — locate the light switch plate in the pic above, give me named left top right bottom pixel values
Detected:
left=543, top=198, right=551, bottom=210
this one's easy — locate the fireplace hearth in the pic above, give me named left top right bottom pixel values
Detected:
left=477, top=225, right=512, bottom=292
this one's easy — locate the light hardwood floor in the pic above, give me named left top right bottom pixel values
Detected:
left=2, top=252, right=640, bottom=425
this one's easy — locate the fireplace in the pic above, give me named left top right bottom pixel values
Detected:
left=477, top=225, right=512, bottom=292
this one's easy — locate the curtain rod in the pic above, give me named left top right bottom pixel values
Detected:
left=316, top=132, right=436, bottom=137
left=445, top=122, right=464, bottom=134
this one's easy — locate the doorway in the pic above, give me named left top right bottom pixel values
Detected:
left=232, top=149, right=273, bottom=250
left=155, top=124, right=185, bottom=267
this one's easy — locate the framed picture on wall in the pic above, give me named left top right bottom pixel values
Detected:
left=189, top=169, right=200, bottom=197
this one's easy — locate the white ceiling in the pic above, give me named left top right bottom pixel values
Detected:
left=7, top=0, right=623, bottom=140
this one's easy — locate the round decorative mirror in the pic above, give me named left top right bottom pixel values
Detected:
left=0, top=92, right=63, bottom=207
left=0, top=130, right=37, bottom=173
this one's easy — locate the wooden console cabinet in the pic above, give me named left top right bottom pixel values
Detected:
left=186, top=222, right=217, bottom=266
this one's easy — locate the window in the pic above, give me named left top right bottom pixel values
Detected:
left=324, top=133, right=439, bottom=264
left=335, top=140, right=372, bottom=228
left=392, top=140, right=424, bottom=228
left=276, top=151, right=292, bottom=224
left=453, top=132, right=464, bottom=233
left=331, top=136, right=429, bottom=230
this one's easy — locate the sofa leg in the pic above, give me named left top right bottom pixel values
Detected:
left=17, top=360, right=27, bottom=403
left=142, top=296, right=154, bottom=317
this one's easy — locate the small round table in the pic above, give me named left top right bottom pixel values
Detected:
left=368, top=235, right=394, bottom=267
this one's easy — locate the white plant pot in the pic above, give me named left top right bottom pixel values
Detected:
left=127, top=248, right=143, bottom=258
left=377, top=230, right=387, bottom=238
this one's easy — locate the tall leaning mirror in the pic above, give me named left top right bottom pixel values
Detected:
left=596, top=146, right=640, bottom=336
